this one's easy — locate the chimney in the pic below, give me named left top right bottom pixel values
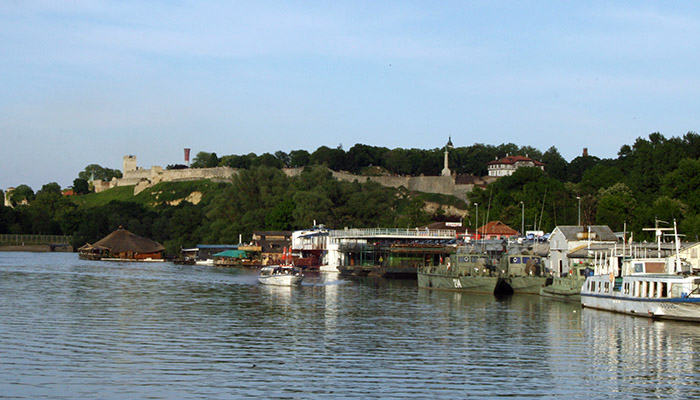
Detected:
left=583, top=148, right=588, bottom=157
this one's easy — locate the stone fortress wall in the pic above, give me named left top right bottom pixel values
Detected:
left=96, top=155, right=491, bottom=199
left=95, top=155, right=237, bottom=195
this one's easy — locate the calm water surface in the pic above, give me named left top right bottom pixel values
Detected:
left=1, top=252, right=699, bottom=399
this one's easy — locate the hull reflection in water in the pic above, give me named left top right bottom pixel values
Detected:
left=581, top=308, right=700, bottom=395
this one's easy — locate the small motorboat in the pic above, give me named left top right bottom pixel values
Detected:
left=258, top=247, right=304, bottom=286
left=258, top=265, right=304, bottom=286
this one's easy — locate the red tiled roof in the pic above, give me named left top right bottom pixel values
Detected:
left=477, top=221, right=518, bottom=236
left=486, top=155, right=545, bottom=166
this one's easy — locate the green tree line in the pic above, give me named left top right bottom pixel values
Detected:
left=2, top=131, right=700, bottom=255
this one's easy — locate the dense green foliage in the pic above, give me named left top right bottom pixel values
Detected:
left=3, top=131, right=700, bottom=255
left=78, top=164, right=122, bottom=182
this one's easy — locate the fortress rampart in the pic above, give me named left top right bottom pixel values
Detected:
left=95, top=155, right=489, bottom=199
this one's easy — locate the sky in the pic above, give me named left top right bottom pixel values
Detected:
left=2, top=1, right=700, bottom=191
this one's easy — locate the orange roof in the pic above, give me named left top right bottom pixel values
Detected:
left=477, top=221, right=518, bottom=236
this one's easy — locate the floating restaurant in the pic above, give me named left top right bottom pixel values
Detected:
left=330, top=228, right=458, bottom=278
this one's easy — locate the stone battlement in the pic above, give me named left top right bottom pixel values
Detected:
left=94, top=155, right=237, bottom=194
left=95, top=155, right=489, bottom=199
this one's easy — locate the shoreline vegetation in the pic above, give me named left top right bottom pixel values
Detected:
left=2, top=132, right=700, bottom=256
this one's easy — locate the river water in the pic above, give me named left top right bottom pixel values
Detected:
left=1, top=252, right=699, bottom=399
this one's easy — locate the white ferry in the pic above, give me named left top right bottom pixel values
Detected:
left=581, top=222, right=700, bottom=322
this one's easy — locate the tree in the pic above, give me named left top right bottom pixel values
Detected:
left=220, top=153, right=254, bottom=169
left=191, top=152, right=219, bottom=168
left=383, top=149, right=412, bottom=175
left=72, top=178, right=90, bottom=195
left=289, top=150, right=310, bottom=168
left=580, top=164, right=625, bottom=192
left=274, top=151, right=291, bottom=167
left=541, top=146, right=568, bottom=181
left=596, top=183, right=637, bottom=231
left=265, top=198, right=296, bottom=230
left=310, top=146, right=346, bottom=170
left=567, top=154, right=600, bottom=183
left=661, top=158, right=700, bottom=213
left=9, top=184, right=35, bottom=206
left=38, top=182, right=62, bottom=196
left=78, top=164, right=123, bottom=181
left=252, top=153, right=284, bottom=168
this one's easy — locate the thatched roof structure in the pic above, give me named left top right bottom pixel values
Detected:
left=91, top=228, right=165, bottom=254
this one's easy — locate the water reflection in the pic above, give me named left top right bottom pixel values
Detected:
left=2, top=252, right=700, bottom=399
left=581, top=309, right=700, bottom=398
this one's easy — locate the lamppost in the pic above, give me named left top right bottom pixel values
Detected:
left=520, top=201, right=524, bottom=236
left=576, top=196, right=581, bottom=226
left=474, top=202, right=479, bottom=237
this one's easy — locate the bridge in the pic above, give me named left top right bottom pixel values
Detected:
left=0, top=234, right=73, bottom=252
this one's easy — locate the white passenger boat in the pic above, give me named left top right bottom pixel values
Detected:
left=258, top=248, right=304, bottom=286
left=581, top=222, right=700, bottom=322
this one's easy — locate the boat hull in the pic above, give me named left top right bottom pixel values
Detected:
left=258, top=275, right=304, bottom=286
left=540, top=277, right=584, bottom=301
left=417, top=272, right=499, bottom=293
left=581, top=294, right=700, bottom=322
left=508, top=276, right=547, bottom=295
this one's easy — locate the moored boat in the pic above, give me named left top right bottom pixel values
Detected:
left=540, top=262, right=591, bottom=301
left=417, top=250, right=503, bottom=294
left=581, top=259, right=700, bottom=321
left=501, top=253, right=547, bottom=295
left=581, top=222, right=700, bottom=321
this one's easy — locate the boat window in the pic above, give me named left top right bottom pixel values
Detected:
left=661, top=282, right=668, bottom=298
left=604, top=282, right=609, bottom=292
left=624, top=282, right=630, bottom=294
left=597, top=281, right=601, bottom=292
left=671, top=284, right=685, bottom=298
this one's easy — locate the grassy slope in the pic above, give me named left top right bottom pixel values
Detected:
left=70, top=180, right=226, bottom=208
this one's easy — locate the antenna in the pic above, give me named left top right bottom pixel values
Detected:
left=642, top=218, right=672, bottom=256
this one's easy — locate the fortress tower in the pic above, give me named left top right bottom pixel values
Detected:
left=123, top=155, right=137, bottom=173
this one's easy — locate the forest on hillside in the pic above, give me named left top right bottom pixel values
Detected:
left=2, top=131, right=700, bottom=254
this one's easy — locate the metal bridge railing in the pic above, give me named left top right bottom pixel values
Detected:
left=0, top=234, right=71, bottom=245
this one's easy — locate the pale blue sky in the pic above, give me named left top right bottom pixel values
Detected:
left=2, top=1, right=699, bottom=190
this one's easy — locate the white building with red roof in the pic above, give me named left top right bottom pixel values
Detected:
left=486, top=155, right=545, bottom=177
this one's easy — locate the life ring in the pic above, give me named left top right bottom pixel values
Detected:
left=446, top=260, right=452, bottom=270
left=569, top=269, right=573, bottom=276
left=609, top=272, right=614, bottom=282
